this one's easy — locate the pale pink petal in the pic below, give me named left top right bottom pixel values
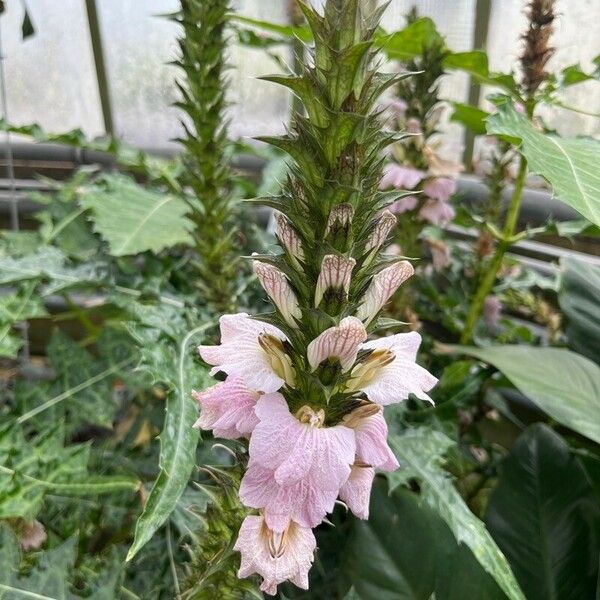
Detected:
left=423, top=177, right=457, bottom=202
left=366, top=210, right=396, bottom=253
left=274, top=212, right=304, bottom=264
left=353, top=411, right=399, bottom=471
left=307, top=316, right=367, bottom=372
left=380, top=164, right=425, bottom=190
left=325, top=203, right=354, bottom=237
left=428, top=238, right=451, bottom=272
left=356, top=261, right=414, bottom=325
left=484, top=295, right=502, bottom=327
left=234, top=515, right=316, bottom=596
left=240, top=463, right=339, bottom=531
left=406, top=117, right=422, bottom=135
left=192, top=376, right=259, bottom=439
left=382, top=97, right=407, bottom=118
left=314, top=254, right=355, bottom=307
left=198, top=313, right=288, bottom=393
left=339, top=465, right=375, bottom=520
left=247, top=394, right=356, bottom=517
left=425, top=146, right=464, bottom=178
left=389, top=195, right=419, bottom=215
left=18, top=520, right=47, bottom=551
left=419, top=199, right=456, bottom=226
left=253, top=261, right=302, bottom=327
left=358, top=332, right=438, bottom=405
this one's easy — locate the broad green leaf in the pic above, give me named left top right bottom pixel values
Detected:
left=447, top=345, right=600, bottom=444
left=388, top=428, right=525, bottom=600
left=487, top=101, right=600, bottom=226
left=0, top=424, right=139, bottom=519
left=450, top=102, right=489, bottom=135
left=443, top=51, right=518, bottom=95
left=380, top=18, right=444, bottom=60
left=559, top=257, right=600, bottom=365
left=80, top=175, right=194, bottom=256
left=126, top=324, right=212, bottom=561
left=486, top=424, right=600, bottom=600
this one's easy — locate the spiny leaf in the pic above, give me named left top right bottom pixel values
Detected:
left=80, top=174, right=194, bottom=256
left=388, top=428, right=525, bottom=600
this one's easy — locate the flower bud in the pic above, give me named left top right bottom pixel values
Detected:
left=314, top=254, right=356, bottom=308
left=356, top=261, right=414, bottom=325
left=325, top=203, right=354, bottom=246
left=253, top=260, right=302, bottom=327
left=365, top=210, right=396, bottom=256
left=274, top=212, right=304, bottom=270
left=307, top=316, right=367, bottom=372
left=258, top=333, right=296, bottom=387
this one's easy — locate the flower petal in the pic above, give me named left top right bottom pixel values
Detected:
left=306, top=316, right=367, bottom=372
left=339, top=464, right=375, bottom=520
left=253, top=261, right=302, bottom=327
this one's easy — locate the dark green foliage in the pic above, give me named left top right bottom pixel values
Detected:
left=486, top=424, right=600, bottom=600
left=174, top=0, right=239, bottom=313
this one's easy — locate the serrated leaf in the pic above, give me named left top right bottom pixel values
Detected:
left=127, top=325, right=212, bottom=560
left=388, top=428, right=525, bottom=600
left=446, top=345, right=600, bottom=444
left=486, top=424, right=600, bottom=600
left=487, top=101, right=600, bottom=226
left=0, top=424, right=139, bottom=519
left=80, top=175, right=194, bottom=256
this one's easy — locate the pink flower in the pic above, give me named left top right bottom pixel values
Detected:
left=345, top=407, right=399, bottom=471
left=192, top=376, right=259, bottom=439
left=240, top=463, right=340, bottom=531
left=307, top=316, right=367, bottom=372
left=314, top=254, right=355, bottom=307
left=382, top=97, right=407, bottom=118
left=199, top=313, right=293, bottom=393
left=347, top=332, right=438, bottom=405
left=405, top=117, right=422, bottom=135
left=423, top=177, right=456, bottom=202
left=427, top=238, right=451, bottom=272
left=325, top=203, right=354, bottom=237
left=339, top=464, right=375, bottom=520
left=356, top=261, right=414, bottom=325
left=484, top=295, right=502, bottom=328
left=419, top=199, right=456, bottom=226
left=274, top=212, right=305, bottom=266
left=380, top=164, right=425, bottom=190
left=425, top=146, right=464, bottom=178
left=389, top=195, right=419, bottom=215
left=253, top=260, right=302, bottom=327
left=242, top=393, right=355, bottom=529
left=366, top=210, right=396, bottom=254
left=234, top=515, right=316, bottom=596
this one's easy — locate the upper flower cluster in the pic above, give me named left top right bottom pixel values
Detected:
left=191, top=0, right=438, bottom=594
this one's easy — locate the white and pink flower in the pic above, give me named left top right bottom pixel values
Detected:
left=192, top=376, right=259, bottom=439
left=380, top=164, right=425, bottom=190
left=234, top=515, right=316, bottom=596
left=339, top=463, right=375, bottom=520
left=199, top=313, right=293, bottom=393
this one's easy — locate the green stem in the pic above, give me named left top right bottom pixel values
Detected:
left=460, top=156, right=528, bottom=344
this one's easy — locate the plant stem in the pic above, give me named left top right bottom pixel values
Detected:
left=460, top=156, right=528, bottom=344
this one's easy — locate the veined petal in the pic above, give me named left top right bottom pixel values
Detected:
left=240, top=463, right=339, bottom=531
left=234, top=515, right=316, bottom=596
left=249, top=394, right=356, bottom=494
left=366, top=210, right=396, bottom=253
left=253, top=261, right=302, bottom=327
left=380, top=164, right=425, bottom=190
left=419, top=198, right=456, bottom=226
left=339, top=464, right=375, bottom=520
left=192, top=376, right=260, bottom=439
left=325, top=203, right=354, bottom=236
left=355, top=332, right=438, bottom=405
left=198, top=313, right=288, bottom=393
left=314, top=254, right=355, bottom=307
left=356, top=261, right=414, bottom=325
left=274, top=212, right=304, bottom=265
left=306, top=316, right=367, bottom=372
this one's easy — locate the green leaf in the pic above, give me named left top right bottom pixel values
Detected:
left=0, top=283, right=46, bottom=358
left=487, top=101, right=600, bottom=226
left=0, top=246, right=107, bottom=294
left=486, top=424, right=600, bottom=600
left=80, top=175, right=194, bottom=256
left=450, top=102, right=490, bottom=135
left=388, top=428, right=525, bottom=600
left=126, top=324, right=212, bottom=561
left=559, top=257, right=600, bottom=365
left=443, top=51, right=518, bottom=95
left=0, top=424, right=139, bottom=520
left=446, top=345, right=600, bottom=444
left=229, top=14, right=312, bottom=43
left=380, top=18, right=444, bottom=60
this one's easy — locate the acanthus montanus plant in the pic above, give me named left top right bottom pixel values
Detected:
left=192, top=0, right=437, bottom=594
